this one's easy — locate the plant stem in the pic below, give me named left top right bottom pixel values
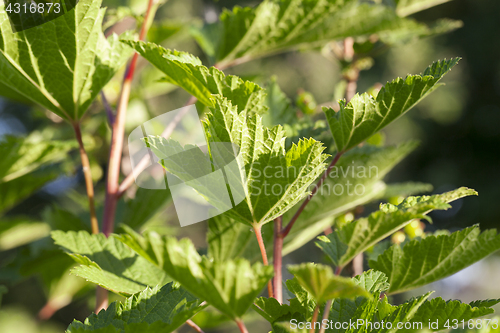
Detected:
left=273, top=216, right=283, bottom=303
left=253, top=224, right=274, bottom=298
left=117, top=95, right=197, bottom=197
left=102, top=0, right=156, bottom=237
left=309, top=304, right=320, bottom=333
left=236, top=319, right=249, bottom=333
left=186, top=319, right=205, bottom=333
left=281, top=152, right=343, bottom=238
left=94, top=285, right=108, bottom=314
left=72, top=123, right=99, bottom=234
left=318, top=299, right=333, bottom=333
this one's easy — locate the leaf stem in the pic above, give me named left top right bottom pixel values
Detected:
left=273, top=216, right=283, bottom=303
left=102, top=0, right=156, bottom=237
left=72, top=123, right=99, bottom=234
left=281, top=152, right=343, bottom=238
left=94, top=285, right=109, bottom=314
left=310, top=304, right=320, bottom=333
left=253, top=224, right=274, bottom=298
left=318, top=299, right=333, bottom=333
left=186, top=319, right=205, bottom=333
left=236, top=319, right=249, bottom=333
left=117, top=95, right=197, bottom=197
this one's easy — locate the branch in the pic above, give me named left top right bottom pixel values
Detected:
left=281, top=152, right=343, bottom=238
left=72, top=123, right=99, bottom=234
left=318, top=299, right=333, bottom=333
left=253, top=224, right=274, bottom=298
left=186, top=319, right=205, bottom=333
left=309, top=304, right=320, bottom=333
left=102, top=0, right=156, bottom=236
left=100, top=91, right=115, bottom=127
left=117, top=95, right=197, bottom=197
left=236, top=319, right=249, bottom=333
left=273, top=216, right=283, bottom=304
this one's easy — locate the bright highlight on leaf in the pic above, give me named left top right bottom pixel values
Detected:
left=288, top=263, right=371, bottom=304
left=324, top=58, right=460, bottom=153
left=370, top=224, right=500, bottom=294
left=124, top=40, right=266, bottom=113
left=0, top=0, right=132, bottom=121
left=51, top=231, right=169, bottom=295
left=66, top=282, right=205, bottom=333
left=316, top=187, right=477, bottom=269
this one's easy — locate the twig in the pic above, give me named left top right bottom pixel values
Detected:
left=253, top=224, right=274, bottom=298
left=94, top=285, right=108, bottom=314
left=117, top=95, right=197, bottom=197
left=100, top=91, right=115, bottom=127
left=309, top=304, right=320, bottom=333
left=281, top=152, right=343, bottom=238
left=72, top=123, right=99, bottom=235
left=186, top=319, right=205, bottom=333
left=273, top=216, right=283, bottom=303
left=102, top=0, right=156, bottom=237
left=236, top=319, right=249, bottom=333
left=318, top=299, right=333, bottom=333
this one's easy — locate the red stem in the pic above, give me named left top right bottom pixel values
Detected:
left=236, top=319, right=249, bottom=333
left=253, top=224, right=274, bottom=298
left=186, top=319, right=205, bottom=333
left=309, top=305, right=320, bottom=333
left=281, top=152, right=343, bottom=238
left=273, top=216, right=283, bottom=303
left=102, top=0, right=155, bottom=237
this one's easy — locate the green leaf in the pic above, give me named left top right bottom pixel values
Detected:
left=0, top=0, right=132, bottom=121
left=324, top=58, right=459, bottom=153
left=197, top=0, right=436, bottom=67
left=283, top=142, right=418, bottom=255
left=145, top=96, right=328, bottom=227
left=0, top=217, right=50, bottom=250
left=375, top=292, right=433, bottom=333
left=369, top=225, right=500, bottom=294
left=395, top=0, right=453, bottom=17
left=0, top=135, right=75, bottom=182
left=51, top=231, right=169, bottom=295
left=202, top=96, right=328, bottom=226
left=288, top=263, right=371, bottom=304
left=405, top=297, right=500, bottom=332
left=155, top=236, right=274, bottom=320
left=121, top=187, right=171, bottom=231
left=124, top=41, right=266, bottom=113
left=379, top=182, right=433, bottom=199
left=317, top=187, right=476, bottom=269
left=207, top=214, right=262, bottom=262
left=0, top=171, right=57, bottom=215
left=67, top=282, right=205, bottom=333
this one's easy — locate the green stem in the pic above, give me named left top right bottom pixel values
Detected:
left=72, top=123, right=99, bottom=235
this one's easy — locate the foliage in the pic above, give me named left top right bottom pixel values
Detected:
left=0, top=0, right=497, bottom=333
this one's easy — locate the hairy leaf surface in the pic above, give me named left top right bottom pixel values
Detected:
left=370, top=225, right=500, bottom=294
left=124, top=41, right=266, bottom=112
left=66, top=283, right=205, bottom=333
left=324, top=58, right=459, bottom=153
left=317, top=187, right=476, bottom=268
left=0, top=0, right=131, bottom=120
left=52, top=231, right=169, bottom=295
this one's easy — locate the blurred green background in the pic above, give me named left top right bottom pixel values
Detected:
left=0, top=0, right=499, bottom=332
